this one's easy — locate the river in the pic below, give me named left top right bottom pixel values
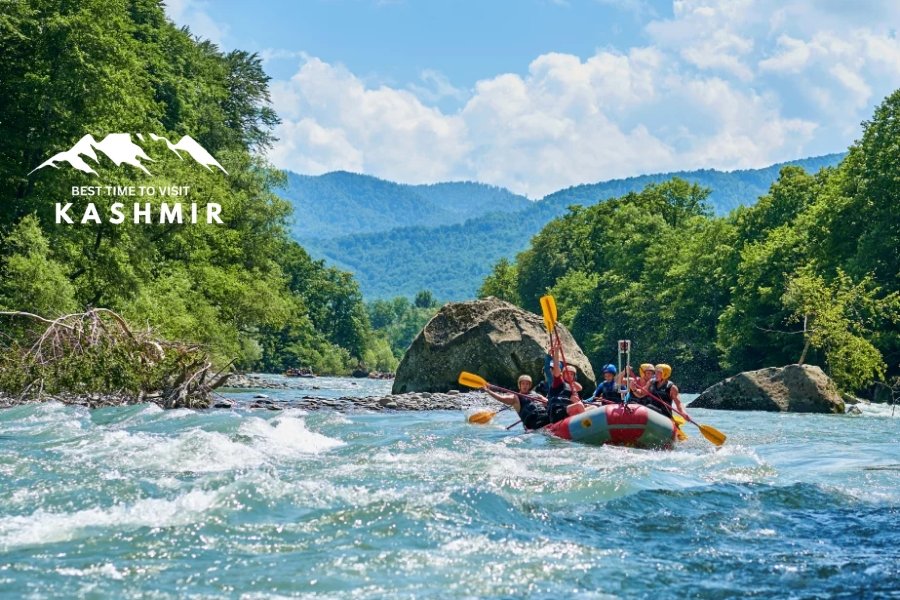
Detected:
left=0, top=377, right=897, bottom=598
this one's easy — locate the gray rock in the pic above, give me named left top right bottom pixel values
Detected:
left=692, top=364, right=845, bottom=413
left=392, top=297, right=595, bottom=394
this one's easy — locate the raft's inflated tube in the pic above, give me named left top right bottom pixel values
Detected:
left=545, top=404, right=676, bottom=449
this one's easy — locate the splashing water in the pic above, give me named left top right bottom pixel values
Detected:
left=0, top=380, right=897, bottom=598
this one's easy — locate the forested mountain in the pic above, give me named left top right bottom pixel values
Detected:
left=281, top=171, right=531, bottom=240
left=541, top=154, right=845, bottom=215
left=301, top=154, right=844, bottom=300
left=479, top=93, right=899, bottom=394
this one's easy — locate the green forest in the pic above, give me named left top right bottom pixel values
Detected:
left=0, top=0, right=398, bottom=392
left=480, top=92, right=900, bottom=394
left=305, top=155, right=844, bottom=300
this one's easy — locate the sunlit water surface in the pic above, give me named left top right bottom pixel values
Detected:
left=0, top=377, right=897, bottom=598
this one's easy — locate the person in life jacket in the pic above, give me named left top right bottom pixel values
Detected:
left=627, top=363, right=655, bottom=405
left=591, top=364, right=621, bottom=403
left=483, top=374, right=550, bottom=430
left=547, top=343, right=584, bottom=423
left=648, top=363, right=687, bottom=419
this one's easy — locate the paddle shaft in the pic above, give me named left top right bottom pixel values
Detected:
left=486, top=384, right=548, bottom=405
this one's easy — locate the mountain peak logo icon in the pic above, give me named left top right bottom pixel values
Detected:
left=29, top=133, right=228, bottom=176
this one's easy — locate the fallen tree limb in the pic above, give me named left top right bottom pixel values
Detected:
left=0, top=309, right=232, bottom=409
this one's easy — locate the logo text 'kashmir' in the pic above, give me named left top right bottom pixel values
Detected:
left=29, top=133, right=227, bottom=225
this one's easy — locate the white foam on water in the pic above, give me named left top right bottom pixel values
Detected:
left=0, top=489, right=218, bottom=551
left=56, top=563, right=126, bottom=580
left=238, top=415, right=344, bottom=457
left=54, top=412, right=343, bottom=475
left=60, top=428, right=268, bottom=473
left=857, top=403, right=899, bottom=417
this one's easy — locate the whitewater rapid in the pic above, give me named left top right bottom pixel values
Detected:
left=0, top=379, right=896, bottom=598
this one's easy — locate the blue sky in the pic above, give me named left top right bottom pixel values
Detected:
left=166, top=0, right=900, bottom=197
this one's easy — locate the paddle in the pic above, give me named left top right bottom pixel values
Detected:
left=540, top=295, right=557, bottom=334
left=626, top=368, right=726, bottom=446
left=458, top=371, right=546, bottom=424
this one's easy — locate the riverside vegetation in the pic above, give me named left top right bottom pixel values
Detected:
left=0, top=0, right=398, bottom=402
left=480, top=90, right=900, bottom=395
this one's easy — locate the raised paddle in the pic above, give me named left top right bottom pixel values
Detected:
left=626, top=368, right=726, bottom=446
left=540, top=295, right=557, bottom=333
left=541, top=295, right=582, bottom=409
left=458, top=371, right=546, bottom=424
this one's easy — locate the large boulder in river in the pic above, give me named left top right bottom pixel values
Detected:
left=692, top=364, right=845, bottom=413
left=392, top=297, right=596, bottom=394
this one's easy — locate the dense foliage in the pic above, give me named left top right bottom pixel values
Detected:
left=367, top=292, right=441, bottom=362
left=0, top=0, right=377, bottom=381
left=306, top=155, right=844, bottom=300
left=480, top=95, right=899, bottom=393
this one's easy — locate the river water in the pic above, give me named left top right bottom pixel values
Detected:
left=0, top=377, right=897, bottom=598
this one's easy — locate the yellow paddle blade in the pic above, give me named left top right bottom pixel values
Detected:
left=467, top=410, right=496, bottom=424
left=673, top=414, right=686, bottom=426
left=539, top=295, right=558, bottom=332
left=458, top=371, right=488, bottom=389
left=699, top=424, right=727, bottom=446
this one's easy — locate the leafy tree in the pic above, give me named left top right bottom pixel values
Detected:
left=366, top=296, right=439, bottom=359
left=414, top=289, right=438, bottom=309
left=478, top=258, right=520, bottom=304
left=0, top=215, right=77, bottom=316
left=783, top=266, right=899, bottom=390
left=635, top=178, right=712, bottom=228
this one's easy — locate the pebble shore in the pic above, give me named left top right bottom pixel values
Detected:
left=0, top=374, right=501, bottom=412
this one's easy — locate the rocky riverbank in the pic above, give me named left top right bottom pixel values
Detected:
left=0, top=381, right=498, bottom=413
left=219, top=390, right=493, bottom=412
left=0, top=390, right=211, bottom=410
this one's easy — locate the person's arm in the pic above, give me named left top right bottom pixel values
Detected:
left=550, top=345, right=562, bottom=378
left=543, top=352, right=553, bottom=385
left=671, top=384, right=686, bottom=416
left=530, top=392, right=548, bottom=404
left=483, top=386, right=520, bottom=412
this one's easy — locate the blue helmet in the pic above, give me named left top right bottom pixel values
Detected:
left=602, top=364, right=617, bottom=375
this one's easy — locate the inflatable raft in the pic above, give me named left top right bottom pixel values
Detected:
left=545, top=403, right=678, bottom=449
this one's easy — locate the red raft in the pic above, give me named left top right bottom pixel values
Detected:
left=545, top=403, right=678, bottom=450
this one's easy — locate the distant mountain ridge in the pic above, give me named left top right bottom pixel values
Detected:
left=280, top=171, right=532, bottom=240
left=283, top=153, right=845, bottom=300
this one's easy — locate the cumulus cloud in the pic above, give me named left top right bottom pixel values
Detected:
left=407, top=70, right=467, bottom=104
left=164, top=0, right=229, bottom=47
left=270, top=59, right=469, bottom=184
left=267, top=0, right=900, bottom=197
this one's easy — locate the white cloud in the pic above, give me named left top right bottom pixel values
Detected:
left=758, top=35, right=811, bottom=73
left=270, top=58, right=469, bottom=184
left=164, top=0, right=229, bottom=46
left=407, top=69, right=467, bottom=104
left=267, top=0, right=900, bottom=197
